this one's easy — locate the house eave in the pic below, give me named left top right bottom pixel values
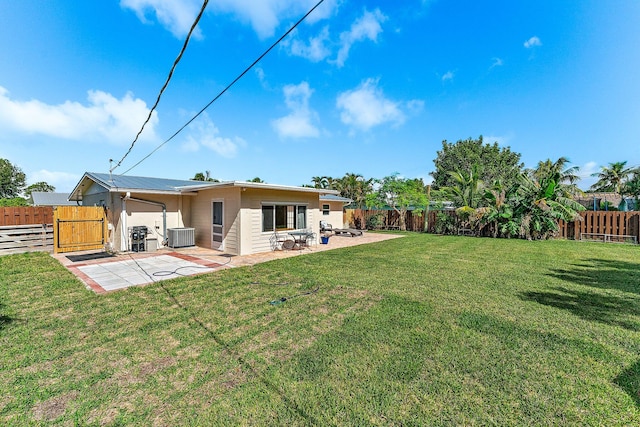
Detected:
left=176, top=181, right=340, bottom=195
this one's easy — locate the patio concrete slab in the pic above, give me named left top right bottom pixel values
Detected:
left=58, top=252, right=230, bottom=294
left=54, top=231, right=403, bottom=293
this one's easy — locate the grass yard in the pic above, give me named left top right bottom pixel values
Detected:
left=1, top=234, right=639, bottom=425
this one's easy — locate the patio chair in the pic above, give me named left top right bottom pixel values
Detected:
left=320, top=220, right=333, bottom=232
left=305, top=231, right=317, bottom=248
left=270, top=231, right=295, bottom=250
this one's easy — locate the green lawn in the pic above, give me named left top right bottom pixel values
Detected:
left=1, top=234, right=639, bottom=425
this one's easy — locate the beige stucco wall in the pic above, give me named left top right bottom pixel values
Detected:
left=80, top=180, right=341, bottom=255
left=321, top=200, right=346, bottom=229
left=189, top=186, right=325, bottom=256
left=189, top=187, right=241, bottom=254
left=122, top=194, right=191, bottom=251
left=240, top=188, right=320, bottom=255
left=81, top=184, right=193, bottom=252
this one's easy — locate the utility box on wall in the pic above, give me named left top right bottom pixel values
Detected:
left=130, top=226, right=147, bottom=252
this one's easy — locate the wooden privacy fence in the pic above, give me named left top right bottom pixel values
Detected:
left=0, top=224, right=53, bottom=254
left=345, top=209, right=426, bottom=232
left=347, top=208, right=640, bottom=243
left=558, top=211, right=640, bottom=243
left=53, top=206, right=108, bottom=254
left=0, top=206, right=53, bottom=226
left=0, top=207, right=55, bottom=255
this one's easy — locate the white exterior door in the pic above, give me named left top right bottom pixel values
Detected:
left=212, top=200, right=223, bottom=250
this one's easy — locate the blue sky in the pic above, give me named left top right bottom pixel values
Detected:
left=1, top=0, right=639, bottom=193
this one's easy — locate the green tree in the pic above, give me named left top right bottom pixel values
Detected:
left=513, top=168, right=585, bottom=240
left=0, top=158, right=26, bottom=198
left=590, top=161, right=633, bottom=194
left=475, top=181, right=517, bottom=238
left=191, top=171, right=218, bottom=182
left=24, top=181, right=56, bottom=198
left=0, top=197, right=29, bottom=207
left=369, top=174, right=429, bottom=231
left=339, top=173, right=374, bottom=207
left=622, top=170, right=640, bottom=209
left=442, top=164, right=484, bottom=232
left=311, top=176, right=329, bottom=189
left=444, top=163, right=484, bottom=209
left=530, top=157, right=581, bottom=187
left=430, top=136, right=523, bottom=190
left=248, top=177, right=265, bottom=183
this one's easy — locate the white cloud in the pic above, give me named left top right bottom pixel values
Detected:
left=524, top=36, right=542, bottom=48
left=183, top=113, right=244, bottom=157
left=286, top=26, right=332, bottom=62
left=441, top=71, right=454, bottom=82
left=484, top=134, right=512, bottom=146
left=210, top=0, right=339, bottom=39
left=272, top=82, right=320, bottom=138
left=120, top=0, right=203, bottom=38
left=121, top=0, right=341, bottom=40
left=28, top=170, right=80, bottom=193
left=0, top=86, right=158, bottom=144
left=490, top=57, right=503, bottom=69
left=334, top=8, right=387, bottom=67
left=337, top=78, right=418, bottom=132
left=576, top=161, right=598, bottom=189
left=577, top=161, right=598, bottom=180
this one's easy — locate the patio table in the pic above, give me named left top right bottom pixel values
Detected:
left=288, top=231, right=313, bottom=248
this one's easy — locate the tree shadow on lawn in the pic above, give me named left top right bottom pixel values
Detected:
left=615, top=359, right=640, bottom=408
left=547, top=258, right=640, bottom=296
left=458, top=311, right=616, bottom=363
left=0, top=302, right=15, bottom=331
left=460, top=312, right=640, bottom=409
left=520, top=287, right=640, bottom=332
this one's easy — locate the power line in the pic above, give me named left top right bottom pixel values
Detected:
left=120, top=0, right=326, bottom=176
left=111, top=0, right=210, bottom=173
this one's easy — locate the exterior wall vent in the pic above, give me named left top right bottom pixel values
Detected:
left=167, top=227, right=195, bottom=248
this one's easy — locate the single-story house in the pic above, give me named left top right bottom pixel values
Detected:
left=31, top=192, right=77, bottom=206
left=68, top=172, right=349, bottom=255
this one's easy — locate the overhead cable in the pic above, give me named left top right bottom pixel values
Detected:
left=120, top=0, right=326, bottom=176
left=111, top=0, right=210, bottom=173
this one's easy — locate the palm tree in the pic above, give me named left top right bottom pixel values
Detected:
left=622, top=170, right=640, bottom=209
left=475, top=180, right=515, bottom=238
left=445, top=163, right=483, bottom=209
left=338, top=173, right=373, bottom=207
left=444, top=164, right=484, bottom=232
left=311, top=176, right=329, bottom=189
left=590, top=161, right=633, bottom=194
left=531, top=157, right=583, bottom=200
left=514, top=172, right=584, bottom=239
left=531, top=157, right=581, bottom=186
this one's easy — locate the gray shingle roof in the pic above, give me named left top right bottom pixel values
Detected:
left=31, top=192, right=76, bottom=206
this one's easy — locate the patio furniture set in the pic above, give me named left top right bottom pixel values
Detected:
left=269, top=221, right=366, bottom=251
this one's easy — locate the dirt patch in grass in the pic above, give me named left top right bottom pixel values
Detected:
left=32, top=391, right=79, bottom=422
left=138, top=356, right=176, bottom=378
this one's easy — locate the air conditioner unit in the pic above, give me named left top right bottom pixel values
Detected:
left=167, top=227, right=195, bottom=248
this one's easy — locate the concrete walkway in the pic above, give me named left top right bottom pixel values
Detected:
left=54, top=231, right=403, bottom=293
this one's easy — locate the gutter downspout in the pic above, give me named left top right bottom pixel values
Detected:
left=123, top=193, right=168, bottom=246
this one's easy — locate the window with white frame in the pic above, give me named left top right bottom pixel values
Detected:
left=262, top=204, right=307, bottom=232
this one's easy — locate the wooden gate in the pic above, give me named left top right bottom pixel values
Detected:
left=53, top=206, right=108, bottom=254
